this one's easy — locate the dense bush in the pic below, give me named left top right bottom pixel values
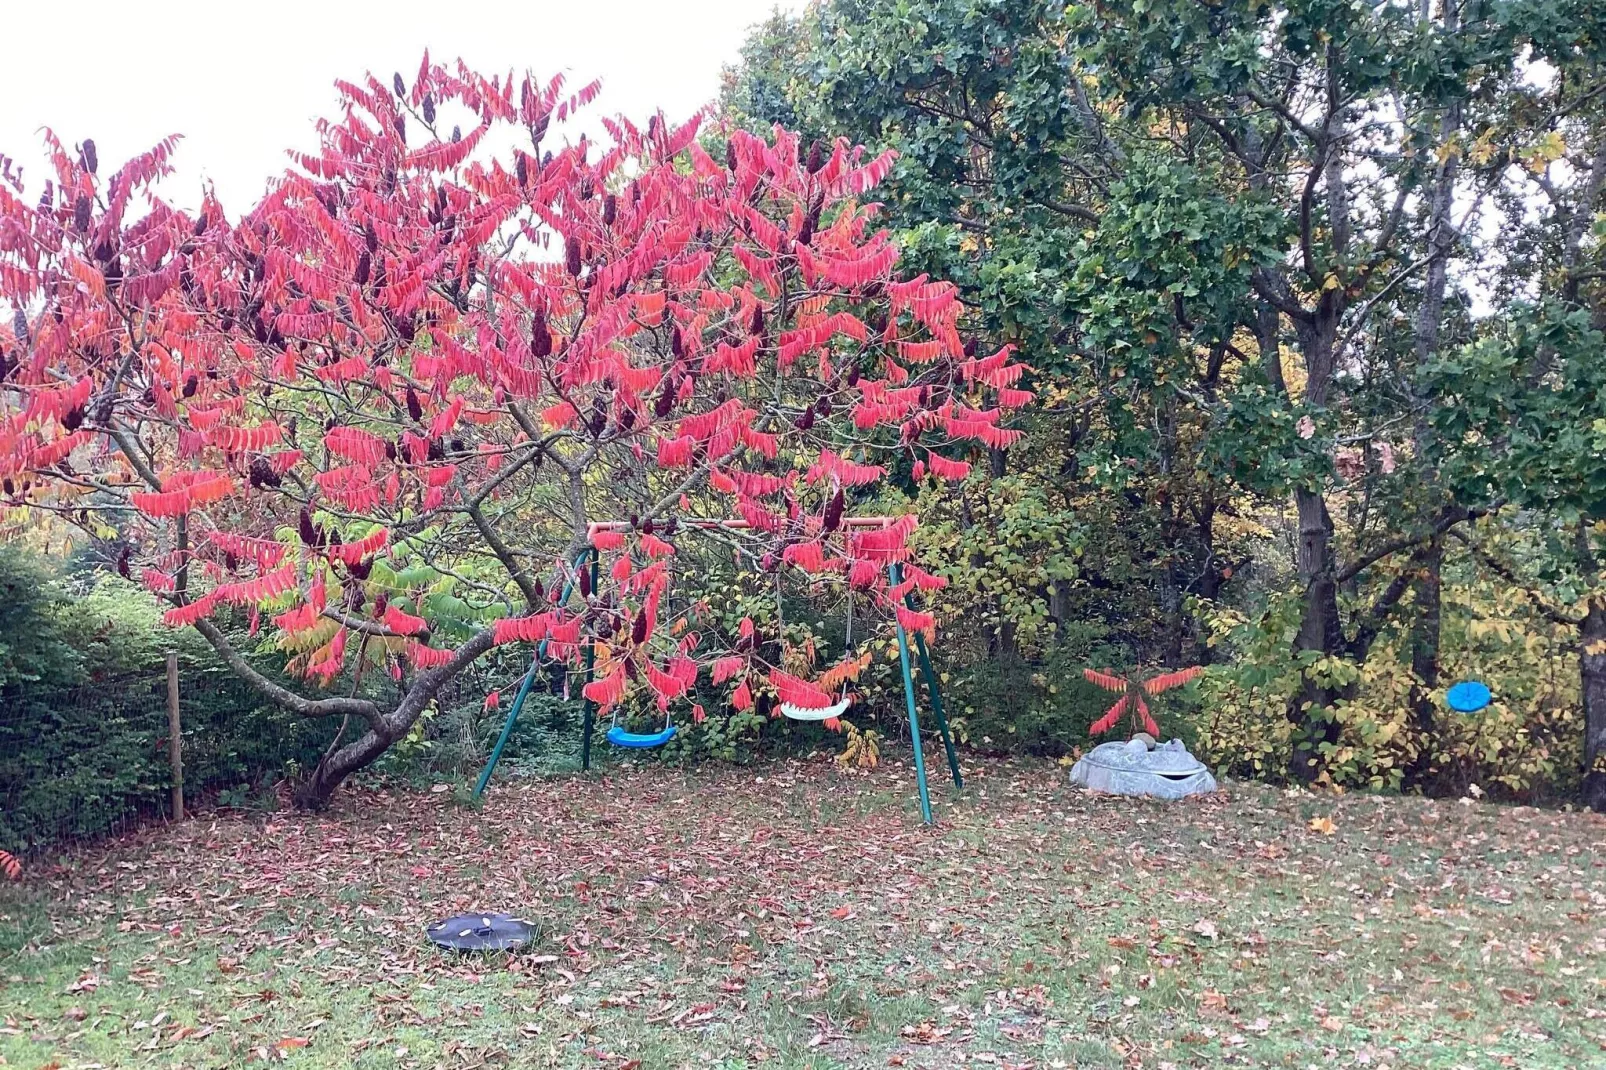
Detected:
left=1195, top=581, right=1582, bottom=802
left=0, top=549, right=338, bottom=853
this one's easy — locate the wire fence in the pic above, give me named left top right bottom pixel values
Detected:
left=0, top=665, right=340, bottom=858
left=0, top=644, right=595, bottom=859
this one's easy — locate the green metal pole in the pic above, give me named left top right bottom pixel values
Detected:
left=473, top=657, right=540, bottom=799
left=911, top=629, right=962, bottom=789
left=580, top=548, right=599, bottom=771
left=889, top=562, right=933, bottom=824
left=472, top=550, right=589, bottom=799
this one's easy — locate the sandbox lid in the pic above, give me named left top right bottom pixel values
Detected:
left=426, top=912, right=537, bottom=952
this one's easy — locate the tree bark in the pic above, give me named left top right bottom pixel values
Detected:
left=294, top=627, right=499, bottom=809
left=1581, top=597, right=1606, bottom=812
left=1049, top=578, right=1071, bottom=642
left=1192, top=500, right=1222, bottom=665
left=1576, top=543, right=1606, bottom=814
left=1291, top=484, right=1346, bottom=777
left=1282, top=279, right=1347, bottom=778
left=1158, top=559, right=1184, bottom=666
left=1406, top=537, right=1444, bottom=786
left=1405, top=82, right=1459, bottom=785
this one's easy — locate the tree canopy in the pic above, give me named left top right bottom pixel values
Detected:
left=0, top=59, right=1029, bottom=805
left=723, top=0, right=1606, bottom=805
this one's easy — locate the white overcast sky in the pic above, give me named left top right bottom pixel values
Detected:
left=0, top=0, right=802, bottom=213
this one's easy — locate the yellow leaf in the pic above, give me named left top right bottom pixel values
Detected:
left=1468, top=129, right=1497, bottom=166
left=1308, top=816, right=1337, bottom=835
left=1525, top=131, right=1567, bottom=174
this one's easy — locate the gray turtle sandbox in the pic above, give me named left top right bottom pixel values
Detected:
left=1069, top=737, right=1217, bottom=799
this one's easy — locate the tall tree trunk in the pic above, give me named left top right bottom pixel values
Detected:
left=1158, top=557, right=1185, bottom=666
left=1406, top=537, right=1444, bottom=785
left=1577, top=516, right=1606, bottom=812
left=1185, top=498, right=1224, bottom=665
left=1581, top=597, right=1606, bottom=812
left=1405, top=78, right=1460, bottom=786
left=1284, top=297, right=1346, bottom=779
left=1049, top=578, right=1071, bottom=642
left=1291, top=485, right=1346, bottom=778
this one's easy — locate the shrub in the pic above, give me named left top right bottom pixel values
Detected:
left=0, top=549, right=337, bottom=853
left=1194, top=586, right=1582, bottom=800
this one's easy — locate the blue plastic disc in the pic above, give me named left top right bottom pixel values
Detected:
left=1446, top=680, right=1491, bottom=713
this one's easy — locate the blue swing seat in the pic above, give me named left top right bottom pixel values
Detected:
left=606, top=724, right=677, bottom=749
left=1446, top=680, right=1492, bottom=713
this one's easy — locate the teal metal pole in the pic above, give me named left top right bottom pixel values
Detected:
left=580, top=548, right=598, bottom=771
left=473, top=657, right=540, bottom=799
left=889, top=562, right=933, bottom=824
left=471, top=550, right=588, bottom=799
left=911, top=629, right=962, bottom=789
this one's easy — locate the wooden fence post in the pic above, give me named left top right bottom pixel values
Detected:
left=166, top=652, right=184, bottom=821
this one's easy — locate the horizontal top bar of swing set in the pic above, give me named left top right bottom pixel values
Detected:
left=586, top=517, right=898, bottom=540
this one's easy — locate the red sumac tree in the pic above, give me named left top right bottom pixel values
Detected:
left=0, top=59, right=1030, bottom=806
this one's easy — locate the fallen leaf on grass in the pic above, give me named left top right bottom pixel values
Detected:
left=66, top=973, right=99, bottom=993
left=1309, top=816, right=1337, bottom=835
left=900, top=1021, right=953, bottom=1044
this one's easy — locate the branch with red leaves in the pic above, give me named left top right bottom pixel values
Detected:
left=0, top=58, right=1036, bottom=804
left=1082, top=666, right=1203, bottom=737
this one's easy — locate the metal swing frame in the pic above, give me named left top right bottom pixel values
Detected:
left=471, top=517, right=963, bottom=823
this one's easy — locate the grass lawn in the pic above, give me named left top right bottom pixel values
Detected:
left=2, top=755, right=1603, bottom=1069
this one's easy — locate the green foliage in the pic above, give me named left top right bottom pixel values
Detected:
left=717, top=0, right=1606, bottom=804
left=659, top=705, right=772, bottom=763
left=1195, top=572, right=1584, bottom=801
left=0, top=548, right=337, bottom=853
left=1427, top=304, right=1606, bottom=524
left=944, top=648, right=1182, bottom=757
left=0, top=547, right=86, bottom=691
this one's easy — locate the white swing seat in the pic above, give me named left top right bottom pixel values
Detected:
left=781, top=698, right=851, bottom=721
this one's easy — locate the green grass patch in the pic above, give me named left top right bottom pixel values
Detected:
left=2, top=758, right=1602, bottom=1068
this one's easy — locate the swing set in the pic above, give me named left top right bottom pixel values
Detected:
left=472, top=517, right=963, bottom=823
